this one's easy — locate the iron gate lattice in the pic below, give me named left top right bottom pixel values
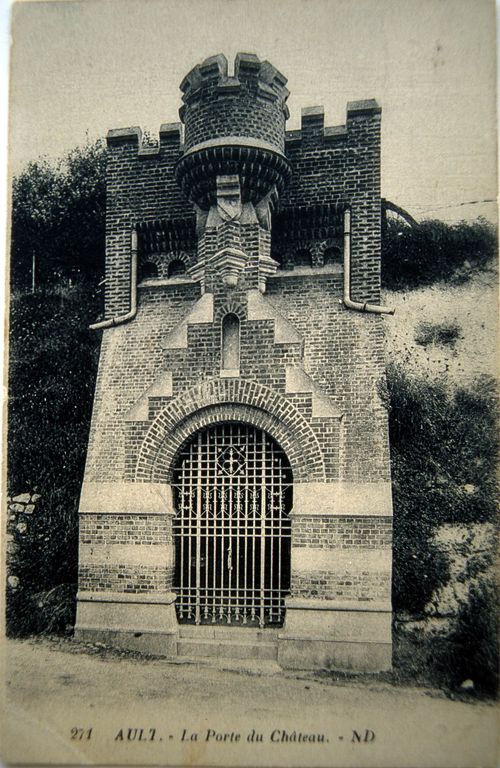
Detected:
left=172, top=423, right=293, bottom=627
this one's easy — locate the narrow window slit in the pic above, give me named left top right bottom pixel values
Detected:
left=221, top=313, right=240, bottom=374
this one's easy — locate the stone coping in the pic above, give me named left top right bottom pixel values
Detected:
left=79, top=482, right=174, bottom=515
left=138, top=277, right=196, bottom=288
left=77, top=590, right=177, bottom=605
left=180, top=135, right=288, bottom=160
left=139, top=265, right=344, bottom=289
left=278, top=635, right=391, bottom=645
left=285, top=598, right=391, bottom=612
left=79, top=481, right=393, bottom=518
left=268, top=264, right=343, bottom=279
left=291, top=548, right=391, bottom=572
left=292, top=482, right=393, bottom=518
left=76, top=625, right=178, bottom=636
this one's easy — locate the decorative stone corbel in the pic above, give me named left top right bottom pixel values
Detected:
left=216, top=174, right=242, bottom=222
left=258, top=254, right=279, bottom=293
left=209, top=246, right=248, bottom=287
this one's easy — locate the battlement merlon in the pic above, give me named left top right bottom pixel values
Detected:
left=346, top=98, right=382, bottom=117
left=106, top=123, right=184, bottom=155
left=107, top=126, right=142, bottom=145
left=285, top=99, right=381, bottom=146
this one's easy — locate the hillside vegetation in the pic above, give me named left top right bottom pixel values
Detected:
left=382, top=216, right=497, bottom=291
left=382, top=220, right=498, bottom=696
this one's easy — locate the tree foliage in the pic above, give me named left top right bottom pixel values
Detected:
left=8, top=284, right=100, bottom=494
left=382, top=217, right=497, bottom=290
left=8, top=142, right=104, bottom=635
left=10, top=141, right=106, bottom=290
left=439, top=577, right=499, bottom=697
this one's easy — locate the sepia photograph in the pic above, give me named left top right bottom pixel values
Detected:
left=1, top=0, right=498, bottom=765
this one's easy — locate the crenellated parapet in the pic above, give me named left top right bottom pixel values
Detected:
left=106, top=122, right=184, bottom=154
left=284, top=99, right=381, bottom=149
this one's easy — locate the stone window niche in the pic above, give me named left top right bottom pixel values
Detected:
left=221, top=313, right=240, bottom=377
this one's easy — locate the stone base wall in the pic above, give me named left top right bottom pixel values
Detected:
left=74, top=592, right=392, bottom=672
left=75, top=590, right=178, bottom=656
left=278, top=598, right=392, bottom=671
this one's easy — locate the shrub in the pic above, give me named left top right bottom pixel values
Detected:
left=8, top=282, right=100, bottom=494
left=388, top=364, right=498, bottom=613
left=7, top=583, right=77, bottom=637
left=433, top=577, right=499, bottom=697
left=414, top=320, right=462, bottom=348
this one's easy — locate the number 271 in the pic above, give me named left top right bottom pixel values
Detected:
left=71, top=728, right=92, bottom=740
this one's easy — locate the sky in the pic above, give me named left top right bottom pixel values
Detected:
left=5, top=0, right=499, bottom=223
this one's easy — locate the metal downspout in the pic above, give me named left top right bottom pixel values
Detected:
left=90, top=231, right=138, bottom=330
left=342, top=208, right=394, bottom=315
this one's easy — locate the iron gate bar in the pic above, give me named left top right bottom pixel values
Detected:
left=173, top=423, right=292, bottom=627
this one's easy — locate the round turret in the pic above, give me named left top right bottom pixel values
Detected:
left=175, top=53, right=291, bottom=210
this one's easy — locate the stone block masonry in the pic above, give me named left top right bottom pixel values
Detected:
left=6, top=491, right=43, bottom=594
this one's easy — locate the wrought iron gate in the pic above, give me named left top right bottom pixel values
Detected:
left=172, top=423, right=292, bottom=627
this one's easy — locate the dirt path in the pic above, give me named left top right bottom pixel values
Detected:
left=2, top=637, right=498, bottom=767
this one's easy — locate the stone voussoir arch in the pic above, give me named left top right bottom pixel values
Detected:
left=214, top=298, right=246, bottom=323
left=164, top=250, right=193, bottom=271
left=135, top=378, right=326, bottom=483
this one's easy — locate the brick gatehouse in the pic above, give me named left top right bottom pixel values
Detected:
left=75, top=53, right=394, bottom=671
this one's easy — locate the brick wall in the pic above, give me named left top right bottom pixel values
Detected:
left=266, top=272, right=391, bottom=482
left=290, top=515, right=391, bottom=601
left=291, top=515, right=392, bottom=549
left=182, top=88, right=287, bottom=152
left=84, top=282, right=199, bottom=481
left=79, top=513, right=174, bottom=594
left=78, top=564, right=172, bottom=594
left=291, top=570, right=390, bottom=601
left=79, top=514, right=172, bottom=545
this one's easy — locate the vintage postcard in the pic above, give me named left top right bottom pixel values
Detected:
left=1, top=0, right=498, bottom=766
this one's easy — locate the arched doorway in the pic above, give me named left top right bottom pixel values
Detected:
left=172, top=422, right=293, bottom=628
